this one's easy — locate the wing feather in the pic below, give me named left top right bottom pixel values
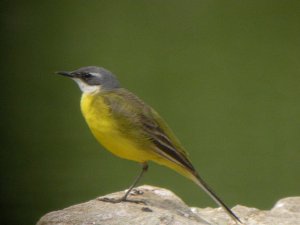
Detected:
left=103, top=89, right=196, bottom=172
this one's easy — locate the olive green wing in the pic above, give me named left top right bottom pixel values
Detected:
left=103, top=89, right=196, bottom=173
left=141, top=106, right=196, bottom=172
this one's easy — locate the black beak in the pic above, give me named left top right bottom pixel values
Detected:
left=56, top=71, right=74, bottom=77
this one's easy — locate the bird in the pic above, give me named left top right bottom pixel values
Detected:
left=56, top=66, right=242, bottom=224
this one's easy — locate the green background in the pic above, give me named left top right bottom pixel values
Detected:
left=1, top=1, right=300, bottom=224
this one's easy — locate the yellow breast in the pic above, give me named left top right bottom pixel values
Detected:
left=80, top=93, right=151, bottom=162
left=81, top=93, right=115, bottom=135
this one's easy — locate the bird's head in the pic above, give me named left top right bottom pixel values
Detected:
left=56, top=66, right=120, bottom=93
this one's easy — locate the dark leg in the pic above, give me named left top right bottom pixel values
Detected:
left=99, top=162, right=148, bottom=204
left=121, top=162, right=148, bottom=201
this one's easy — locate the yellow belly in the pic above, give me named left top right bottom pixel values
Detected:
left=80, top=93, right=152, bottom=162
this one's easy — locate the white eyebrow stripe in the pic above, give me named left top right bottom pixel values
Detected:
left=89, top=72, right=102, bottom=78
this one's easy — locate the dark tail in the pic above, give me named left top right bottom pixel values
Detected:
left=192, top=173, right=243, bottom=224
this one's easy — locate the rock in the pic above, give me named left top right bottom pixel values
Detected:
left=37, top=185, right=300, bottom=225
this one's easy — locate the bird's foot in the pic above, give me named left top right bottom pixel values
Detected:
left=98, top=196, right=146, bottom=205
left=98, top=188, right=146, bottom=204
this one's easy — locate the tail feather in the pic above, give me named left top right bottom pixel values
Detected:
left=192, top=173, right=243, bottom=224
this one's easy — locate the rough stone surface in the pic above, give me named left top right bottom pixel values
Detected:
left=37, top=185, right=300, bottom=225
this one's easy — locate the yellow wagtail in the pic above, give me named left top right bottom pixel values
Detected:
left=56, top=66, right=242, bottom=224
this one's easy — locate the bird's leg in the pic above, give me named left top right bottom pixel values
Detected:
left=121, top=162, right=148, bottom=201
left=99, top=162, right=148, bottom=204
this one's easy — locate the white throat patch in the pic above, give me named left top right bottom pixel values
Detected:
left=72, top=78, right=100, bottom=93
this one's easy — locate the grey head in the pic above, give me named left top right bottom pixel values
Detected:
left=56, top=66, right=120, bottom=93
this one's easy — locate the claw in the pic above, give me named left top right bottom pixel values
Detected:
left=98, top=197, right=147, bottom=205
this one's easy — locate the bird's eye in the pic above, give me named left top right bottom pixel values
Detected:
left=82, top=73, right=92, bottom=79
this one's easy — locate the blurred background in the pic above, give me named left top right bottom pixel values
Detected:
left=1, top=1, right=300, bottom=224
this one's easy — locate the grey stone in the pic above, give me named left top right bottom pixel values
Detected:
left=37, top=185, right=300, bottom=225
